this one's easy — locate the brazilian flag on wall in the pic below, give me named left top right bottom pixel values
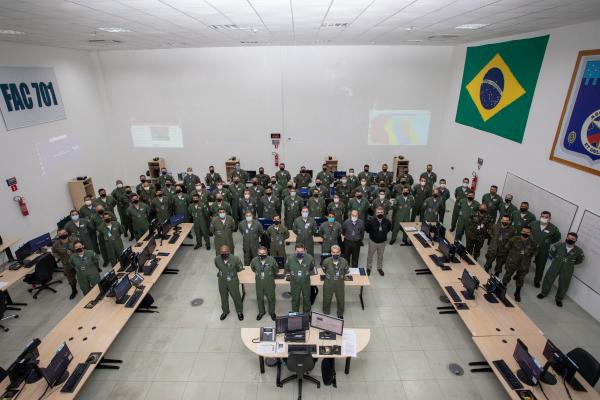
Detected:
left=455, top=35, right=549, bottom=143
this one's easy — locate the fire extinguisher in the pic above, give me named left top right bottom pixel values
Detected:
left=470, top=172, right=478, bottom=192
left=13, top=195, right=29, bottom=216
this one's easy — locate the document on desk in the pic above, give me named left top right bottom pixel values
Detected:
left=257, top=342, right=276, bottom=354
left=342, top=330, right=357, bottom=357
left=0, top=282, right=7, bottom=290
left=349, top=268, right=360, bottom=275
left=404, top=226, right=417, bottom=232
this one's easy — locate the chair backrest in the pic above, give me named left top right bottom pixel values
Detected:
left=0, top=365, right=7, bottom=383
left=34, top=253, right=57, bottom=283
left=567, top=347, right=600, bottom=387
left=286, top=351, right=315, bottom=375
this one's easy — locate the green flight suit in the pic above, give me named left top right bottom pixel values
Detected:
left=346, top=175, right=360, bottom=192
left=182, top=173, right=200, bottom=193
left=397, top=173, right=414, bottom=187
left=163, top=187, right=177, bottom=200
left=541, top=243, right=584, bottom=301
left=239, top=198, right=258, bottom=218
left=497, top=202, right=517, bottom=222
left=172, top=193, right=191, bottom=221
left=484, top=223, right=515, bottom=274
left=93, top=195, right=116, bottom=213
left=314, top=184, right=329, bottom=199
left=275, top=169, right=291, bottom=188
left=318, top=222, right=342, bottom=254
left=189, top=202, right=211, bottom=247
left=90, top=211, right=117, bottom=263
left=322, top=256, right=349, bottom=317
left=422, top=196, right=443, bottom=222
left=411, top=184, right=431, bottom=222
left=481, top=192, right=502, bottom=221
left=214, top=254, right=243, bottom=314
left=238, top=220, right=264, bottom=265
left=419, top=172, right=437, bottom=187
left=69, top=250, right=100, bottom=294
left=192, top=189, right=211, bottom=205
left=292, top=217, right=318, bottom=256
left=451, top=186, right=470, bottom=229
left=267, top=224, right=289, bottom=258
left=512, top=210, right=536, bottom=231
left=138, top=187, right=155, bottom=205
left=502, top=236, right=538, bottom=288
left=228, top=183, right=246, bottom=221
left=64, top=218, right=96, bottom=253
left=465, top=211, right=493, bottom=260
left=256, top=173, right=270, bottom=188
left=371, top=198, right=392, bottom=216
left=283, top=195, right=303, bottom=230
left=111, top=187, right=132, bottom=235
left=205, top=172, right=222, bottom=188
left=455, top=198, right=480, bottom=242
left=231, top=168, right=248, bottom=184
left=294, top=172, right=312, bottom=188
left=307, top=196, right=325, bottom=218
left=285, top=254, right=314, bottom=313
left=51, top=237, right=77, bottom=286
left=358, top=171, right=374, bottom=186
left=259, top=195, right=280, bottom=219
left=151, top=197, right=172, bottom=223
left=438, top=187, right=451, bottom=223
left=334, top=183, right=351, bottom=204
left=376, top=171, right=394, bottom=188
left=347, top=198, right=369, bottom=222
left=126, top=203, right=151, bottom=240
left=212, top=188, right=232, bottom=204
left=157, top=173, right=175, bottom=189
left=210, top=201, right=233, bottom=218
left=531, top=221, right=561, bottom=285
left=390, top=195, right=414, bottom=242
left=327, top=201, right=346, bottom=224
left=98, top=221, right=124, bottom=266
left=250, top=256, right=277, bottom=315
left=78, top=204, right=95, bottom=219
left=209, top=215, right=236, bottom=255
left=316, top=171, right=334, bottom=188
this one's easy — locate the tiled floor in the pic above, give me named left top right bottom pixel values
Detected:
left=2, top=229, right=600, bottom=400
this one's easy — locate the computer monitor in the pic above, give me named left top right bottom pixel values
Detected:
left=320, top=253, right=331, bottom=265
left=170, top=214, right=185, bottom=227
left=6, top=338, right=42, bottom=389
left=438, top=238, right=451, bottom=262
left=454, top=240, right=467, bottom=257
left=334, top=171, right=346, bottom=179
left=276, top=313, right=310, bottom=334
left=136, top=246, right=151, bottom=269
left=258, top=218, right=273, bottom=230
left=15, top=244, right=33, bottom=262
left=274, top=256, right=285, bottom=270
left=29, top=233, right=52, bottom=252
left=113, top=276, right=132, bottom=304
left=314, top=217, right=324, bottom=228
left=98, top=270, right=117, bottom=296
left=43, top=342, right=72, bottom=387
left=421, top=222, right=432, bottom=239
left=461, top=269, right=478, bottom=300
left=311, top=312, right=344, bottom=336
left=305, top=170, right=313, bottom=178
left=542, top=339, right=581, bottom=386
left=436, top=224, right=446, bottom=242
left=161, top=219, right=172, bottom=236
left=146, top=236, right=156, bottom=255
left=246, top=170, right=257, bottom=181
left=514, top=338, right=543, bottom=386
left=298, top=187, right=310, bottom=198
left=119, top=247, right=133, bottom=270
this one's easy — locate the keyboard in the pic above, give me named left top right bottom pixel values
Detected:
left=493, top=359, right=523, bottom=390
left=288, top=344, right=317, bottom=354
left=444, top=286, right=462, bottom=303
left=413, top=233, right=430, bottom=247
left=125, top=286, right=145, bottom=308
left=60, top=362, right=90, bottom=393
left=8, top=263, right=22, bottom=271
left=168, top=234, right=180, bottom=244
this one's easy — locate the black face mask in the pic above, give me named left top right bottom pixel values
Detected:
left=364, top=169, right=369, bottom=173
left=162, top=171, right=167, bottom=175
left=221, top=253, right=229, bottom=260
left=97, top=210, right=104, bottom=215
left=266, top=192, right=272, bottom=196
left=376, top=214, right=383, bottom=219
left=103, top=219, right=111, bottom=224
left=479, top=209, right=486, bottom=214
left=301, top=170, right=306, bottom=174
left=133, top=199, right=139, bottom=204
left=501, top=222, right=510, bottom=227
left=209, top=169, right=214, bottom=173
left=252, top=182, right=257, bottom=186
left=280, top=167, right=285, bottom=170
left=76, top=248, right=84, bottom=253
left=520, top=207, right=528, bottom=212
left=273, top=220, right=280, bottom=225
left=166, top=185, right=172, bottom=189
left=403, top=192, right=409, bottom=196
left=176, top=190, right=182, bottom=194
left=313, top=194, right=319, bottom=198
left=157, top=194, right=163, bottom=198
left=356, top=195, right=362, bottom=199
left=521, top=233, right=530, bottom=238
left=433, top=193, right=438, bottom=198
left=505, top=198, right=511, bottom=204
left=316, top=182, right=321, bottom=186
left=322, top=168, right=327, bottom=171
left=126, top=190, right=132, bottom=195
left=271, top=180, right=276, bottom=185
left=259, top=254, right=267, bottom=260
left=467, top=197, right=474, bottom=202
left=193, top=199, right=199, bottom=203
left=259, top=170, right=264, bottom=174
left=234, top=180, right=240, bottom=184
left=100, top=193, right=106, bottom=197
left=566, top=239, right=576, bottom=245
left=59, top=234, right=68, bottom=240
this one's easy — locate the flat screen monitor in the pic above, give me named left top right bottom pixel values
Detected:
left=314, top=217, right=324, bottom=228
left=258, top=218, right=273, bottom=230
left=542, top=339, right=579, bottom=384
left=276, top=313, right=310, bottom=334
left=305, top=170, right=313, bottom=178
left=421, top=222, right=432, bottom=238
left=113, top=276, right=131, bottom=303
left=119, top=247, right=133, bottom=270
left=146, top=236, right=156, bottom=255
left=298, top=187, right=310, bottom=197
left=43, top=342, right=72, bottom=387
left=137, top=246, right=150, bottom=268
left=274, top=256, right=285, bottom=270
left=454, top=240, right=466, bottom=256
left=334, top=171, right=346, bottom=179
left=311, top=312, right=344, bottom=336
left=98, top=270, right=117, bottom=296
left=438, top=238, right=451, bottom=262
left=514, top=339, right=543, bottom=386
left=461, top=269, right=477, bottom=300
left=170, top=214, right=185, bottom=227
left=29, top=233, right=52, bottom=252
left=161, top=219, right=172, bottom=236
left=6, top=338, right=41, bottom=389
left=246, top=170, right=257, bottom=181
left=436, top=224, right=446, bottom=241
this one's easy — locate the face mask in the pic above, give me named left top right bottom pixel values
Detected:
left=296, top=252, right=304, bottom=259
left=376, top=214, right=383, bottom=219
left=193, top=199, right=199, bottom=203
left=348, top=172, right=354, bottom=177
left=333, top=198, right=339, bottom=203
left=157, top=194, right=163, bottom=198
left=133, top=199, right=139, bottom=204
left=103, top=219, right=111, bottom=224
left=259, top=170, right=264, bottom=174
left=302, top=212, right=309, bottom=218
left=218, top=213, right=226, bottom=219
left=420, top=181, right=426, bottom=186
left=76, top=248, right=84, bottom=254
left=328, top=217, right=335, bottom=223
left=356, top=195, right=362, bottom=199
left=209, top=169, right=214, bottom=173
left=462, top=183, right=468, bottom=188
left=252, top=182, right=258, bottom=186
left=71, top=215, right=79, bottom=221
left=364, top=169, right=369, bottom=173
left=566, top=239, right=576, bottom=246
left=440, top=183, right=446, bottom=188
left=245, top=216, right=253, bottom=222
left=540, top=217, right=549, bottom=224
left=117, top=183, right=123, bottom=188
left=300, top=170, right=306, bottom=174
left=217, top=185, right=223, bottom=190
left=271, top=180, right=276, bottom=185
left=520, top=207, right=528, bottom=213
left=341, top=179, right=347, bottom=184
left=244, top=194, right=250, bottom=199
left=382, top=168, right=387, bottom=172
left=259, top=254, right=267, bottom=260
left=126, top=190, right=132, bottom=195
left=216, top=198, right=223, bottom=202
left=403, top=192, right=409, bottom=197
left=273, top=220, right=280, bottom=225
left=280, top=166, right=285, bottom=170
left=85, top=200, right=92, bottom=206
left=361, top=181, right=366, bottom=186
left=522, top=233, right=530, bottom=238
left=467, top=197, right=474, bottom=202
left=322, top=168, right=327, bottom=171
left=433, top=193, right=438, bottom=198
left=351, top=216, right=358, bottom=222
left=195, top=186, right=202, bottom=191
left=141, top=178, right=146, bottom=183
left=163, top=171, right=168, bottom=175
left=166, top=184, right=172, bottom=188
left=501, top=221, right=510, bottom=227
left=332, top=254, right=340, bottom=261
left=176, top=190, right=182, bottom=194
left=234, top=180, right=240, bottom=184
left=59, top=234, right=68, bottom=240
left=479, top=209, right=486, bottom=214
left=221, top=253, right=229, bottom=260
left=97, top=209, right=104, bottom=215
left=144, top=187, right=149, bottom=191
left=290, top=192, right=296, bottom=197
left=266, top=191, right=272, bottom=196
left=316, top=182, right=321, bottom=187
left=100, top=193, right=106, bottom=198
left=313, top=194, right=319, bottom=198
left=505, top=198, right=512, bottom=204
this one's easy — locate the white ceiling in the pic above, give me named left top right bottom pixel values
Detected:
left=0, top=0, right=599, bottom=50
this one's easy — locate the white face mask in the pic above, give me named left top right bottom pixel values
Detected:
left=217, top=185, right=223, bottom=190
left=290, top=192, right=296, bottom=197
left=351, top=216, right=358, bottom=222
left=341, top=179, right=347, bottom=184
left=462, top=183, right=468, bottom=188
left=379, top=195, right=385, bottom=200
left=333, top=198, right=339, bottom=203
left=348, top=173, right=354, bottom=177
left=117, top=183, right=123, bottom=188
left=187, top=171, right=192, bottom=175
left=85, top=200, right=92, bottom=206
left=440, top=183, right=446, bottom=188
left=302, top=212, right=308, bottom=218
left=244, top=194, right=250, bottom=199
left=245, top=216, right=252, bottom=222
left=361, top=181, right=366, bottom=186
left=540, top=217, right=549, bottom=224
left=218, top=213, right=226, bottom=219
left=420, top=181, right=426, bottom=186
left=195, top=186, right=202, bottom=191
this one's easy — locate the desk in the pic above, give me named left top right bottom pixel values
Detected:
left=473, top=335, right=600, bottom=400
left=237, top=267, right=370, bottom=309
left=0, top=223, right=192, bottom=399
left=285, top=231, right=323, bottom=244
left=241, top=327, right=370, bottom=384
left=0, top=236, right=19, bottom=261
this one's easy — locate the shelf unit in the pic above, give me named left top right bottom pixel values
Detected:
left=68, top=177, right=95, bottom=210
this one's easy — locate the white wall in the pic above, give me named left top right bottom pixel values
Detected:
left=0, top=42, right=113, bottom=245
left=437, top=19, right=600, bottom=320
left=96, top=45, right=453, bottom=183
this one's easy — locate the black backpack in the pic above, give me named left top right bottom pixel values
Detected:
left=321, top=358, right=337, bottom=387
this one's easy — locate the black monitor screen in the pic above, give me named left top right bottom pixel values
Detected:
left=246, top=170, right=257, bottom=180
left=146, top=237, right=156, bottom=255
left=274, top=257, right=284, bottom=269
left=334, top=171, right=346, bottom=179
left=119, top=247, right=132, bottom=269
left=454, top=240, right=466, bottom=256
left=137, top=247, right=150, bottom=268
left=276, top=314, right=310, bottom=334
left=7, top=338, right=41, bottom=389
left=29, top=233, right=52, bottom=252
left=98, top=270, right=117, bottom=295
left=162, top=220, right=172, bottom=236
left=461, top=269, right=477, bottom=296
left=438, top=239, right=451, bottom=260
left=436, top=224, right=446, bottom=241
left=421, top=222, right=431, bottom=238
left=287, top=315, right=304, bottom=332
left=43, top=342, right=73, bottom=387
left=113, top=276, right=131, bottom=302
left=170, top=214, right=185, bottom=227
left=514, top=339, right=542, bottom=385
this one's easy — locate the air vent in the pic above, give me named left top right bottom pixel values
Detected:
left=210, top=24, right=240, bottom=30
left=427, top=34, right=463, bottom=40
left=87, top=39, right=122, bottom=45
left=240, top=41, right=258, bottom=44
left=321, top=22, right=349, bottom=28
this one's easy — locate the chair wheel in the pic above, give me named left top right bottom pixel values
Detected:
left=14, top=315, right=19, bottom=319
left=2, top=327, right=8, bottom=332
left=317, top=384, right=321, bottom=388
left=33, top=295, right=38, bottom=299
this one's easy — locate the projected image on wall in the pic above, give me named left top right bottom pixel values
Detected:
left=131, top=125, right=184, bottom=148
left=35, top=134, right=80, bottom=175
left=368, top=110, right=430, bottom=145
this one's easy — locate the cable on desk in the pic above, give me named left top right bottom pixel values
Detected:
left=562, top=370, right=573, bottom=400
left=252, top=337, right=260, bottom=343
left=36, top=383, right=49, bottom=400
left=538, top=379, right=549, bottom=400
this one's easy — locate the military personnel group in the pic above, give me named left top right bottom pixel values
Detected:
left=51, top=160, right=584, bottom=323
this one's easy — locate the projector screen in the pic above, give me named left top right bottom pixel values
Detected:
left=368, top=110, right=430, bottom=145
left=131, top=125, right=184, bottom=148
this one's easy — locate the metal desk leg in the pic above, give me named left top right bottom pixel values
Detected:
left=4, top=248, right=14, bottom=262
left=345, top=357, right=351, bottom=374
left=259, top=356, right=265, bottom=373
left=6, top=292, right=27, bottom=307
left=359, top=286, right=365, bottom=310
left=277, top=359, right=282, bottom=386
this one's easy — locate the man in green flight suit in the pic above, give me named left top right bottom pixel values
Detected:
left=481, top=185, right=502, bottom=222
left=230, top=161, right=248, bottom=183
left=371, top=189, right=392, bottom=216
left=214, top=245, right=244, bottom=321
left=465, top=204, right=493, bottom=260
left=531, top=211, right=561, bottom=288
left=293, top=207, right=318, bottom=256
left=93, top=188, right=116, bottom=213
left=497, top=194, right=517, bottom=223
left=267, top=215, right=289, bottom=259
left=453, top=190, right=479, bottom=242
left=422, top=189, right=444, bottom=223
left=151, top=189, right=172, bottom=223
left=327, top=195, right=346, bottom=224
left=172, top=185, right=190, bottom=221
left=411, top=177, right=431, bottom=222
left=210, top=208, right=236, bottom=255
left=513, top=201, right=536, bottom=231
left=275, top=163, right=291, bottom=196
left=90, top=204, right=117, bottom=267
left=259, top=188, right=280, bottom=219
left=316, top=164, right=334, bottom=189
left=377, top=164, right=393, bottom=189
left=205, top=165, right=222, bottom=188
left=322, top=245, right=349, bottom=318
left=157, top=167, right=175, bottom=189
left=502, top=226, right=538, bottom=302
left=294, top=166, right=312, bottom=188
left=111, top=180, right=132, bottom=239
left=238, top=211, right=264, bottom=265
left=484, top=214, right=515, bottom=275
left=437, top=179, right=451, bottom=223
left=79, top=195, right=95, bottom=219
left=210, top=195, right=233, bottom=218
left=69, top=241, right=100, bottom=295
left=538, top=232, right=584, bottom=307
left=163, top=181, right=177, bottom=199
left=284, top=189, right=303, bottom=230
left=126, top=194, right=151, bottom=240
left=346, top=168, right=360, bottom=192
left=319, top=212, right=342, bottom=254
left=358, top=164, right=374, bottom=186
left=51, top=229, right=78, bottom=299
left=64, top=210, right=96, bottom=253
left=189, top=193, right=211, bottom=250
left=419, top=164, right=437, bottom=188
left=228, top=176, right=245, bottom=222
left=451, top=177, right=471, bottom=231
left=285, top=243, right=314, bottom=313
left=347, top=190, right=369, bottom=222
left=250, top=246, right=277, bottom=321
left=389, top=187, right=414, bottom=245
left=98, top=214, right=124, bottom=266
left=335, top=177, right=351, bottom=205
left=183, top=167, right=201, bottom=194
left=256, top=167, right=270, bottom=188
left=307, top=189, right=325, bottom=218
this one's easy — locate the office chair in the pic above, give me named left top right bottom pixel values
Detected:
left=567, top=347, right=600, bottom=387
left=26, top=253, right=62, bottom=299
left=0, top=366, right=6, bottom=382
left=0, top=291, right=18, bottom=332
left=278, top=351, right=320, bottom=400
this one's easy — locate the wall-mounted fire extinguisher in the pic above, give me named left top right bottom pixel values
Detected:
left=13, top=195, right=29, bottom=216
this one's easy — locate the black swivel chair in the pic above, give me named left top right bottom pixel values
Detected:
left=567, top=347, right=600, bottom=387
left=278, top=351, right=320, bottom=400
left=0, top=291, right=18, bottom=332
left=26, top=253, right=62, bottom=299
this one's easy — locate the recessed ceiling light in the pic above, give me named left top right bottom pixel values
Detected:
left=240, top=41, right=259, bottom=44
left=0, top=29, right=24, bottom=35
left=455, top=23, right=489, bottom=30
left=97, top=27, right=131, bottom=33
left=406, top=39, right=422, bottom=42
left=405, top=26, right=417, bottom=31
left=210, top=24, right=240, bottom=30
left=321, top=22, right=349, bottom=28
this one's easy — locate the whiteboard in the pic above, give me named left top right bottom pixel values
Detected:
left=574, top=210, right=600, bottom=296
left=501, top=172, right=578, bottom=237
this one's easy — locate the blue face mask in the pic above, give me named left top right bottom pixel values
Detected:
left=71, top=215, right=79, bottom=222
left=296, top=253, right=304, bottom=259
left=327, top=217, right=335, bottom=223
left=332, top=254, right=340, bottom=261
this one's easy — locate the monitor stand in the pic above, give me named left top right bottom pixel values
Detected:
left=540, top=362, right=557, bottom=385
left=319, top=331, right=336, bottom=340
left=461, top=290, right=475, bottom=300
left=25, top=364, right=44, bottom=384
left=39, top=368, right=70, bottom=387
left=516, top=369, right=536, bottom=386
